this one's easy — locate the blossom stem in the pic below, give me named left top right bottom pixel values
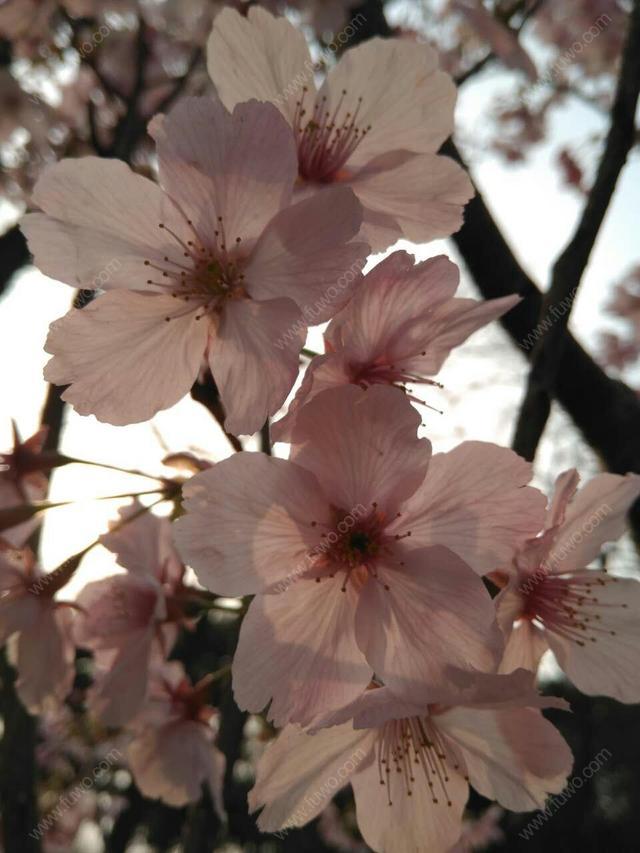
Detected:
left=54, top=453, right=170, bottom=484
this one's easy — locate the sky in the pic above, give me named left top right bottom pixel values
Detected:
left=1, top=7, right=638, bottom=603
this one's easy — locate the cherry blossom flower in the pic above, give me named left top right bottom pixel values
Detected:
left=126, top=661, right=226, bottom=811
left=75, top=502, right=204, bottom=726
left=496, top=469, right=640, bottom=702
left=0, top=422, right=49, bottom=546
left=207, top=7, right=474, bottom=252
left=0, top=544, right=76, bottom=713
left=175, top=384, right=545, bottom=726
left=273, top=251, right=520, bottom=440
left=249, top=671, right=572, bottom=853
left=22, top=96, right=368, bottom=435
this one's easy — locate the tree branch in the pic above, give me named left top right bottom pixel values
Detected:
left=512, top=0, right=640, bottom=460
left=0, top=225, right=29, bottom=298
left=190, top=378, right=242, bottom=453
left=0, top=651, right=40, bottom=852
left=443, top=137, right=640, bottom=532
left=111, top=17, right=149, bottom=161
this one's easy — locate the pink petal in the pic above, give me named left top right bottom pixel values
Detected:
left=22, top=157, right=186, bottom=290
left=355, top=547, right=501, bottom=699
left=210, top=296, right=304, bottom=436
left=321, top=37, right=456, bottom=164
left=174, top=453, right=331, bottom=596
left=100, top=502, right=181, bottom=583
left=271, top=352, right=353, bottom=443
left=44, top=290, right=208, bottom=425
left=495, top=581, right=550, bottom=674
left=75, top=574, right=161, bottom=648
left=396, top=294, right=521, bottom=376
left=128, top=720, right=223, bottom=807
left=89, top=629, right=155, bottom=726
left=549, top=473, right=640, bottom=573
left=328, top=255, right=516, bottom=380
left=351, top=748, right=468, bottom=853
left=316, top=671, right=566, bottom=731
left=15, top=604, right=76, bottom=713
left=290, top=384, right=429, bottom=515
left=349, top=151, right=474, bottom=252
left=311, top=686, right=426, bottom=732
left=208, top=740, right=227, bottom=822
left=232, top=579, right=372, bottom=727
left=325, top=251, right=459, bottom=364
left=437, top=706, right=572, bottom=811
left=544, top=468, right=580, bottom=531
left=435, top=669, right=569, bottom=711
left=395, top=441, right=546, bottom=575
left=546, top=572, right=640, bottom=703
left=499, top=619, right=550, bottom=675
left=0, top=591, right=40, bottom=644
left=207, top=6, right=313, bottom=125
left=245, top=185, right=368, bottom=322
left=151, top=97, right=297, bottom=244
left=249, top=722, right=375, bottom=832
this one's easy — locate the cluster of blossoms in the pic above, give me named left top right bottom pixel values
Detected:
left=3, top=6, right=639, bottom=851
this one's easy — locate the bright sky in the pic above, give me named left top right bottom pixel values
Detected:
left=1, top=13, right=638, bottom=603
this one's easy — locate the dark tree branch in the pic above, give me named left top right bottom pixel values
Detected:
left=0, top=226, right=29, bottom=298
left=111, top=17, right=149, bottom=161
left=87, top=99, right=107, bottom=157
left=190, top=379, right=243, bottom=453
left=0, top=651, right=40, bottom=853
left=261, top=422, right=272, bottom=456
left=40, top=384, right=67, bottom=454
left=512, top=0, right=640, bottom=461
left=443, top=137, right=640, bottom=530
left=346, top=0, right=392, bottom=45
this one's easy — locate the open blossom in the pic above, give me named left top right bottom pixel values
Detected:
left=249, top=671, right=572, bottom=853
left=496, top=469, right=640, bottom=702
left=75, top=502, right=203, bottom=726
left=22, top=96, right=368, bottom=436
left=175, top=384, right=545, bottom=726
left=273, top=251, right=520, bottom=440
left=207, top=7, right=474, bottom=252
left=0, top=423, right=49, bottom=546
left=0, top=544, right=76, bottom=713
left=127, top=661, right=226, bottom=811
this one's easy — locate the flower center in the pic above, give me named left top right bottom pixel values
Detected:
left=293, top=86, right=371, bottom=183
left=520, top=570, right=624, bottom=647
left=143, top=215, right=247, bottom=321
left=306, top=503, right=411, bottom=591
left=376, top=715, right=465, bottom=807
left=350, top=359, right=443, bottom=412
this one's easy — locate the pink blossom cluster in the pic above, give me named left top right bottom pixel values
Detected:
left=2, top=6, right=639, bottom=851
